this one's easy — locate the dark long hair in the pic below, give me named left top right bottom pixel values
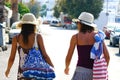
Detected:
left=80, top=23, right=95, bottom=33
left=20, top=24, right=36, bottom=44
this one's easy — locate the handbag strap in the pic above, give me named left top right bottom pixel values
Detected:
left=34, top=34, right=38, bottom=48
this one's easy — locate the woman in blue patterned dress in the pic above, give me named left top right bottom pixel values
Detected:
left=5, top=13, right=54, bottom=80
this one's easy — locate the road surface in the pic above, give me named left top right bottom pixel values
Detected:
left=0, top=24, right=120, bottom=80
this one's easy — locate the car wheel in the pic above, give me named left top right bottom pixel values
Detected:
left=1, top=46, right=7, bottom=51
left=119, top=47, right=120, bottom=54
left=112, top=41, right=116, bottom=47
left=109, top=40, right=112, bottom=45
left=9, top=40, right=12, bottom=44
left=65, top=25, right=68, bottom=29
left=63, top=25, right=66, bottom=28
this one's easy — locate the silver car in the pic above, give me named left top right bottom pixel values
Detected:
left=110, top=26, right=120, bottom=47
left=9, top=22, right=21, bottom=43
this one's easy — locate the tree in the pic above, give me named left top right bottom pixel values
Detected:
left=5, top=2, right=30, bottom=19
left=27, top=2, right=41, bottom=18
left=54, top=0, right=103, bottom=19
left=5, top=0, right=35, bottom=24
left=40, top=4, right=47, bottom=17
left=53, top=6, right=60, bottom=18
left=11, top=0, right=18, bottom=23
left=0, top=0, right=5, bottom=23
left=5, top=2, right=11, bottom=8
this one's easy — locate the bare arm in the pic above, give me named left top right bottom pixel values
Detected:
left=103, top=42, right=110, bottom=66
left=64, top=35, right=76, bottom=75
left=37, top=34, right=54, bottom=67
left=5, top=36, right=17, bottom=77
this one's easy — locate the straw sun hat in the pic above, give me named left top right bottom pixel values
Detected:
left=73, top=12, right=97, bottom=27
left=17, top=13, right=37, bottom=27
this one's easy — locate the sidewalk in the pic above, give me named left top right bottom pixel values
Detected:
left=0, top=45, right=19, bottom=80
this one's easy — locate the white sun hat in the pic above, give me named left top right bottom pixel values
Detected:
left=18, top=13, right=38, bottom=28
left=78, top=12, right=97, bottom=27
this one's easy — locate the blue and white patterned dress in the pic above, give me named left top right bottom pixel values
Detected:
left=17, top=46, right=35, bottom=80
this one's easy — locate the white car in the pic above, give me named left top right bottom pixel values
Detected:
left=9, top=22, right=21, bottom=43
left=50, top=19, right=61, bottom=27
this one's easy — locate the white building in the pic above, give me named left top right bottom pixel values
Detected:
left=94, top=0, right=119, bottom=30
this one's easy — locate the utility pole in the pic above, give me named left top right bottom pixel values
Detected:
left=106, top=0, right=109, bottom=16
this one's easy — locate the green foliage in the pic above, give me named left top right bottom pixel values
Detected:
left=18, top=3, right=30, bottom=19
left=53, top=6, right=60, bottom=18
left=40, top=4, right=47, bottom=17
left=5, top=2, right=11, bottom=8
left=41, top=4, right=47, bottom=11
left=54, top=0, right=103, bottom=19
left=5, top=2, right=30, bottom=19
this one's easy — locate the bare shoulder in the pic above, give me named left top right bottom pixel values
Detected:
left=93, top=31, right=98, bottom=35
left=70, top=34, right=78, bottom=44
left=12, top=35, right=18, bottom=45
left=13, top=35, right=18, bottom=42
left=72, top=34, right=77, bottom=40
left=90, top=31, right=98, bottom=37
left=37, top=33, right=42, bottom=39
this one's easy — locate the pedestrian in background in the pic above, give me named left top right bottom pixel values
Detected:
left=5, top=13, right=54, bottom=80
left=64, top=12, right=110, bottom=80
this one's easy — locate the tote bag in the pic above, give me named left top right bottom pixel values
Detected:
left=93, top=57, right=108, bottom=80
left=21, top=34, right=56, bottom=80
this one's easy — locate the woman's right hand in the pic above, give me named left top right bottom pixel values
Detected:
left=5, top=69, right=10, bottom=77
left=64, top=67, right=69, bottom=75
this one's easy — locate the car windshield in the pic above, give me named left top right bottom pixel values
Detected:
left=107, top=25, right=115, bottom=30
left=108, top=26, right=114, bottom=28
left=106, top=23, right=120, bottom=30
left=11, top=25, right=16, bottom=29
left=53, top=21, right=59, bottom=23
left=115, top=28, right=120, bottom=32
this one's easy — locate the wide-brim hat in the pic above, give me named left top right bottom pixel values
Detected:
left=17, top=13, right=38, bottom=28
left=73, top=12, right=97, bottom=27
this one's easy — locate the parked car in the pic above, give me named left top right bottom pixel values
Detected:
left=71, top=22, right=77, bottom=29
left=63, top=22, right=77, bottom=30
left=118, top=38, right=120, bottom=53
left=50, top=19, right=61, bottom=27
left=110, top=26, right=120, bottom=47
left=9, top=22, right=21, bottom=43
left=103, top=23, right=118, bottom=39
left=42, top=17, right=51, bottom=24
left=43, top=20, right=51, bottom=24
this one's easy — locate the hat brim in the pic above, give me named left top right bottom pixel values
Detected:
left=17, top=21, right=38, bottom=28
left=72, top=19, right=80, bottom=22
left=72, top=19, right=96, bottom=28
left=80, top=20, right=97, bottom=27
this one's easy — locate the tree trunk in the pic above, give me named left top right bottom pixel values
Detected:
left=11, top=0, right=18, bottom=25
left=5, top=0, right=10, bottom=2
left=0, top=0, right=5, bottom=23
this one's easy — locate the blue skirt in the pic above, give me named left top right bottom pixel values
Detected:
left=72, top=66, right=93, bottom=80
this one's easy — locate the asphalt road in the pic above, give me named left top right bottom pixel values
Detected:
left=0, top=24, right=120, bottom=80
